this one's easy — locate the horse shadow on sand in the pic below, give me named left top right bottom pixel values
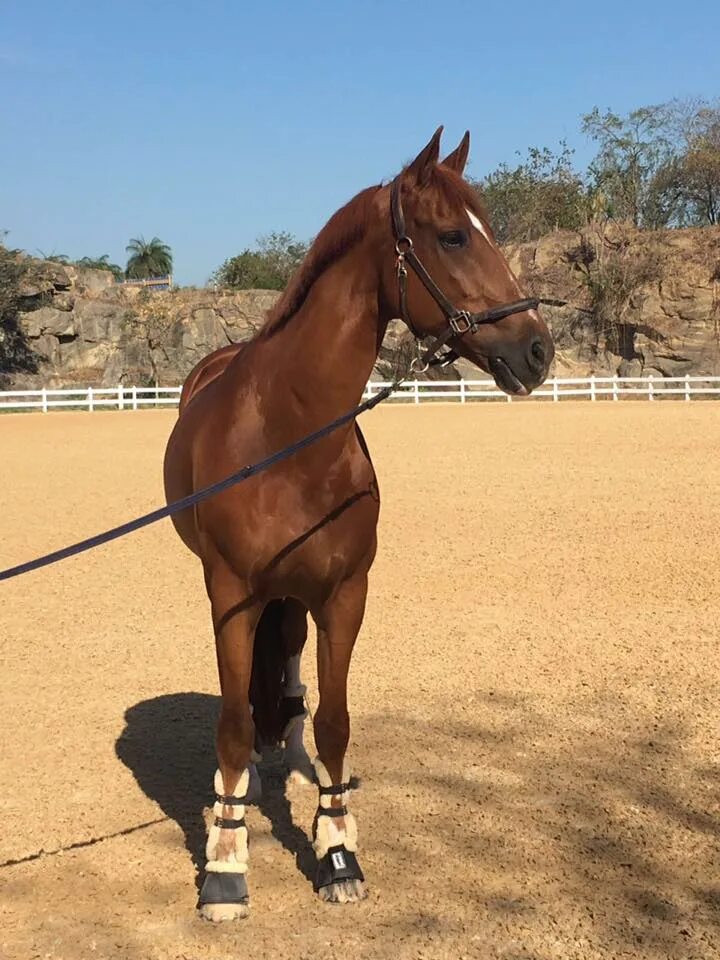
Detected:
left=116, top=687, right=720, bottom=954
left=115, top=692, right=316, bottom=893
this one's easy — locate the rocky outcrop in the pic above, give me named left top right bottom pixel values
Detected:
left=505, top=223, right=720, bottom=380
left=4, top=225, right=720, bottom=388
left=9, top=261, right=278, bottom=387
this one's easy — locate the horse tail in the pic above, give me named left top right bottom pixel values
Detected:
left=250, top=599, right=287, bottom=746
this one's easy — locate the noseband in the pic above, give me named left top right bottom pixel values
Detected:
left=390, top=176, right=554, bottom=370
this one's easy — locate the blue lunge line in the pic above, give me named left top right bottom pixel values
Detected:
left=0, top=384, right=397, bottom=583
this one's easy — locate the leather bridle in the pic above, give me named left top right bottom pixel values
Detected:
left=390, top=175, right=560, bottom=370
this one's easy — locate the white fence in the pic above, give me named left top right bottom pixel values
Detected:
left=1, top=376, right=720, bottom=412
left=0, top=385, right=182, bottom=412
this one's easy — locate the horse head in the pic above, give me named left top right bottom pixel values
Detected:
left=378, top=127, right=554, bottom=395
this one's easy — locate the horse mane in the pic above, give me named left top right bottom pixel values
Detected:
left=260, top=184, right=382, bottom=338
left=259, top=167, right=492, bottom=338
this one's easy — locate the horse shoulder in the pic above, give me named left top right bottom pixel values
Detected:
left=179, top=342, right=246, bottom=412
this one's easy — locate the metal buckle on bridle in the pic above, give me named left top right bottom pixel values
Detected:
left=409, top=340, right=429, bottom=375
left=448, top=311, right=474, bottom=336
left=395, top=237, right=412, bottom=280
left=395, top=236, right=413, bottom=256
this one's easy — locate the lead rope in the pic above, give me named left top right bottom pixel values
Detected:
left=0, top=373, right=412, bottom=583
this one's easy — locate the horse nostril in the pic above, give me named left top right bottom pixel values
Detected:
left=530, top=338, right=546, bottom=369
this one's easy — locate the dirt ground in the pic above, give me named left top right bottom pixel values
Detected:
left=1, top=403, right=720, bottom=960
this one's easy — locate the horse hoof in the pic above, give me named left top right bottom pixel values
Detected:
left=198, top=870, right=249, bottom=922
left=200, top=901, right=250, bottom=922
left=318, top=878, right=367, bottom=904
left=316, top=845, right=366, bottom=903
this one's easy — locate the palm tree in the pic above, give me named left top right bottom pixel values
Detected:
left=37, top=250, right=70, bottom=263
left=77, top=254, right=124, bottom=280
left=125, top=236, right=173, bottom=279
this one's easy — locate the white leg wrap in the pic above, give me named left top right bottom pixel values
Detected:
left=205, top=768, right=250, bottom=874
left=281, top=663, right=312, bottom=782
left=283, top=710, right=307, bottom=746
left=284, top=655, right=305, bottom=698
left=284, top=720, right=314, bottom=785
left=313, top=757, right=358, bottom=858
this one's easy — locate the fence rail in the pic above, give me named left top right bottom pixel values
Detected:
left=1, top=376, right=720, bottom=412
left=115, top=275, right=173, bottom=290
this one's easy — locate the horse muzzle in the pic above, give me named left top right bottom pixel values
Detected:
left=487, top=327, right=555, bottom=396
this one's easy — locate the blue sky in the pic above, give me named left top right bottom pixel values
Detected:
left=1, top=0, right=718, bottom=285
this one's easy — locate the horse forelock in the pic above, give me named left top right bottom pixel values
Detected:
left=261, top=184, right=382, bottom=337
left=429, top=165, right=493, bottom=231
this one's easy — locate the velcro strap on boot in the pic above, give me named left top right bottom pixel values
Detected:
left=215, top=793, right=247, bottom=805
left=316, top=805, right=347, bottom=819
left=318, top=782, right=350, bottom=796
left=214, top=816, right=246, bottom=829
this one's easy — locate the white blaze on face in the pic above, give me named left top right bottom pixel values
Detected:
left=465, top=207, right=491, bottom=242
left=466, top=206, right=524, bottom=297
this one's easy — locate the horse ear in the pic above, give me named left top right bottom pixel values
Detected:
left=441, top=131, right=470, bottom=175
left=404, top=126, right=444, bottom=185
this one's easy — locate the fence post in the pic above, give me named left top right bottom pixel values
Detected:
left=506, top=390, right=512, bottom=403
left=612, top=375, right=619, bottom=402
left=460, top=379, right=466, bottom=404
left=132, top=385, right=138, bottom=411
left=88, top=386, right=94, bottom=412
left=552, top=378, right=559, bottom=402
left=685, top=374, right=691, bottom=402
left=648, top=374, right=654, bottom=401
left=41, top=387, right=48, bottom=413
left=118, top=384, right=124, bottom=411
left=414, top=380, right=420, bottom=404
left=590, top=376, right=596, bottom=401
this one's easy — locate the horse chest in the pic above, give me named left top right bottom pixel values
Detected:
left=204, top=454, right=379, bottom=595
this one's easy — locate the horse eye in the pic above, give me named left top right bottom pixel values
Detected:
left=439, top=230, right=468, bottom=250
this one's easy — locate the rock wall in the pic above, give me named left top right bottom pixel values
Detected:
left=9, top=263, right=278, bottom=388
left=5, top=223, right=720, bottom=389
left=505, top=223, right=720, bottom=380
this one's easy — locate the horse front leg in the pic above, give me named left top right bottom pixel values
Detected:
left=199, top=558, right=260, bottom=922
left=312, top=573, right=369, bottom=904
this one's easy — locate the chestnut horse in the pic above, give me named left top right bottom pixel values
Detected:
left=163, top=127, right=553, bottom=920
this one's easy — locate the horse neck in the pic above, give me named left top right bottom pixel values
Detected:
left=259, top=240, right=389, bottom=424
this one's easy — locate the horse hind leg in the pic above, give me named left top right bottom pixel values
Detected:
left=279, top=599, right=314, bottom=785
left=250, top=599, right=313, bottom=783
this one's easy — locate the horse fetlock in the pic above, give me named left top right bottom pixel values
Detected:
left=201, top=767, right=251, bottom=920
left=312, top=756, right=360, bottom=859
left=313, top=758, right=366, bottom=905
